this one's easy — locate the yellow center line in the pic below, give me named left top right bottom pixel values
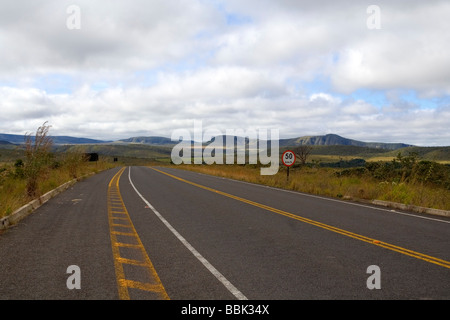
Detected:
left=108, top=167, right=170, bottom=300
left=151, top=167, right=450, bottom=270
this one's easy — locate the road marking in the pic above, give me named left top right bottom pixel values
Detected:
left=151, top=167, right=450, bottom=270
left=107, top=167, right=170, bottom=300
left=128, top=166, right=248, bottom=300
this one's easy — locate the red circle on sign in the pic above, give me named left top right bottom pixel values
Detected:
left=282, top=150, right=296, bottom=167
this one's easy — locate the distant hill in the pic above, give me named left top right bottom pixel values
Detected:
left=115, top=133, right=413, bottom=150
left=0, top=140, right=14, bottom=145
left=304, top=145, right=450, bottom=162
left=0, top=133, right=108, bottom=145
left=0, top=134, right=27, bottom=144
left=115, top=136, right=175, bottom=146
left=379, top=146, right=450, bottom=162
left=54, top=136, right=110, bottom=145
left=0, top=132, right=416, bottom=150
left=279, top=134, right=412, bottom=150
left=1, top=132, right=448, bottom=163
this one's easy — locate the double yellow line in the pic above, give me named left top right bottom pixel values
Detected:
left=151, top=167, right=450, bottom=270
left=108, top=167, right=169, bottom=300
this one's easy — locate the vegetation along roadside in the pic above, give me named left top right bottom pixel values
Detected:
left=0, top=123, right=116, bottom=219
left=173, top=150, right=450, bottom=212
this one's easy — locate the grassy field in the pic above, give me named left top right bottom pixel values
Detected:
left=0, top=155, right=117, bottom=219
left=0, top=145, right=174, bottom=219
left=171, top=163, right=450, bottom=211
left=1, top=139, right=449, bottom=219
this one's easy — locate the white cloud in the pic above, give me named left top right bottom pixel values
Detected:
left=328, top=1, right=450, bottom=95
left=0, top=0, right=449, bottom=146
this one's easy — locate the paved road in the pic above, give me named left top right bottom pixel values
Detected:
left=0, top=166, right=449, bottom=300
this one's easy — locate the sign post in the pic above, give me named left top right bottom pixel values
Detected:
left=281, top=150, right=296, bottom=181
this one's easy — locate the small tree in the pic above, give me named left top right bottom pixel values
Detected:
left=63, top=149, right=87, bottom=179
left=294, top=145, right=313, bottom=165
left=14, top=159, right=25, bottom=178
left=393, top=151, right=419, bottom=183
left=24, top=122, right=53, bottom=197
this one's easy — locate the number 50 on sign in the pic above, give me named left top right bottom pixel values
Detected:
left=282, top=150, right=296, bottom=167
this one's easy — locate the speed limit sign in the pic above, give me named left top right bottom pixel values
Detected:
left=282, top=150, right=296, bottom=167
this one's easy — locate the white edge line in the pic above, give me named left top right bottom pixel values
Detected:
left=171, top=167, right=450, bottom=225
left=127, top=166, right=248, bottom=301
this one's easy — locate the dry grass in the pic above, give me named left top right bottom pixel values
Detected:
left=0, top=159, right=116, bottom=218
left=172, top=164, right=450, bottom=211
left=365, top=156, right=396, bottom=162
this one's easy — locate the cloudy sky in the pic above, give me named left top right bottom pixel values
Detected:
left=1, top=0, right=449, bottom=146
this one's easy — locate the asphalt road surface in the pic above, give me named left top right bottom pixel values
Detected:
left=1, top=166, right=449, bottom=300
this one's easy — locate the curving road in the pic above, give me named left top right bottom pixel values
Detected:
left=0, top=166, right=449, bottom=301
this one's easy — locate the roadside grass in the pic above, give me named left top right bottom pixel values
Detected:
left=365, top=156, right=396, bottom=162
left=170, top=163, right=450, bottom=211
left=0, top=158, right=116, bottom=219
